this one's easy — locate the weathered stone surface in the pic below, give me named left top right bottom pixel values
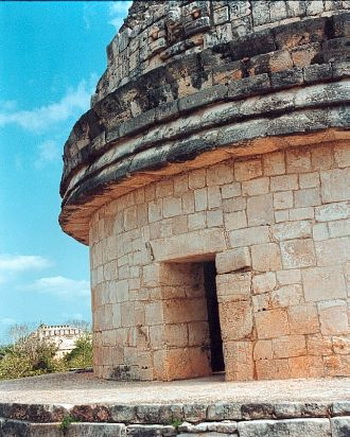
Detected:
left=60, top=0, right=350, bottom=384
left=238, top=418, right=331, bottom=437
left=331, top=417, right=350, bottom=437
left=215, top=247, right=251, bottom=274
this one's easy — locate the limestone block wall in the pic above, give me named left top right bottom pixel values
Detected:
left=60, top=0, right=350, bottom=382
left=90, top=142, right=350, bottom=381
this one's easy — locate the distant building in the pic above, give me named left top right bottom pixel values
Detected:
left=33, top=324, right=84, bottom=359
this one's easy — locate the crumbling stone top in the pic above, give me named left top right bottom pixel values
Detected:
left=59, top=0, right=350, bottom=244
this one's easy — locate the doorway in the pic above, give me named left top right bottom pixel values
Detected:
left=203, top=261, right=225, bottom=373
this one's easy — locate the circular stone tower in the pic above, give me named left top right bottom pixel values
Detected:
left=60, top=0, right=350, bottom=382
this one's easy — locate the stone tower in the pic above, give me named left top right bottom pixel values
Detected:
left=60, top=0, right=350, bottom=382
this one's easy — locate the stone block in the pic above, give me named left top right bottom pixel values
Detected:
left=255, top=358, right=291, bottom=380
left=275, top=210, right=289, bottom=223
left=332, top=336, right=350, bottom=355
left=271, top=284, right=303, bottom=308
left=252, top=293, right=271, bottom=313
left=288, top=303, right=319, bottom=334
left=313, top=223, right=329, bottom=241
left=151, top=229, right=227, bottom=262
left=208, top=186, right=222, bottom=209
left=164, top=323, right=189, bottom=347
left=299, top=172, right=320, bottom=189
left=189, top=169, right=206, bottom=190
left=227, top=73, right=271, bottom=100
left=219, top=300, right=253, bottom=341
left=242, top=178, right=269, bottom=196
left=67, top=423, right=126, bottom=436
left=223, top=197, right=246, bottom=213
left=289, top=355, right=325, bottom=378
left=162, top=196, right=182, bottom=218
left=286, top=149, right=312, bottom=173
left=274, top=191, right=293, bottom=210
left=207, top=162, right=234, bottom=186
left=166, top=347, right=211, bottom=380
left=224, top=210, right=247, bottom=231
left=291, top=43, right=321, bottom=68
left=311, top=146, right=333, bottom=171
left=127, top=424, right=176, bottom=437
left=318, top=300, right=349, bottom=335
left=315, top=237, right=349, bottom=266
left=215, top=247, right=251, bottom=274
left=307, top=333, right=333, bottom=356
left=216, top=272, right=251, bottom=302
left=263, top=151, right=286, bottom=176
left=229, top=28, right=276, bottom=60
left=194, top=188, right=208, bottom=212
left=253, top=272, right=277, bottom=294
left=207, top=403, right=242, bottom=421
left=188, top=321, right=209, bottom=347
left=276, top=269, right=301, bottom=285
left=221, top=182, right=241, bottom=199
left=251, top=243, right=282, bottom=272
left=304, top=63, right=332, bottom=84
left=229, top=226, right=271, bottom=247
left=334, top=144, right=350, bottom=168
left=234, top=159, right=262, bottom=181
left=270, top=174, right=298, bottom=192
left=272, top=335, right=306, bottom=359
left=254, top=339, right=273, bottom=360
left=328, top=219, right=350, bottom=238
left=207, top=210, right=223, bottom=227
left=270, top=67, right=304, bottom=90
left=331, top=417, right=350, bottom=437
left=289, top=207, right=314, bottom=221
left=178, top=84, right=227, bottom=112
left=294, top=188, right=321, bottom=208
left=255, top=309, right=290, bottom=339
left=280, top=239, right=316, bottom=269
left=163, top=298, right=207, bottom=325
left=224, top=341, right=254, bottom=381
left=247, top=194, right=274, bottom=226
left=272, top=220, right=312, bottom=241
left=238, top=418, right=331, bottom=437
left=324, top=354, right=350, bottom=377
left=321, top=169, right=350, bottom=203
left=315, top=202, right=350, bottom=222
left=188, top=212, right=207, bottom=231
left=302, top=265, right=347, bottom=301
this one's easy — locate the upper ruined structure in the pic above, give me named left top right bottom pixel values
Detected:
left=60, top=0, right=350, bottom=244
left=60, top=1, right=350, bottom=383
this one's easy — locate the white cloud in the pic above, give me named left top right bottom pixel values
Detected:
left=35, top=140, right=60, bottom=168
left=0, top=254, right=50, bottom=273
left=108, top=1, right=132, bottom=30
left=0, top=254, right=51, bottom=284
left=25, top=276, right=90, bottom=299
left=0, top=318, right=16, bottom=326
left=0, top=77, right=96, bottom=133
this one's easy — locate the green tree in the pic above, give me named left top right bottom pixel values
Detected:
left=0, top=324, right=65, bottom=380
left=64, top=332, right=93, bottom=369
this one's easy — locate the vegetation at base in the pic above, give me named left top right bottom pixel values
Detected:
left=63, top=332, right=93, bottom=369
left=59, top=415, right=80, bottom=431
left=0, top=323, right=92, bottom=380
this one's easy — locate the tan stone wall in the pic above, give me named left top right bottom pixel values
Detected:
left=90, top=141, right=350, bottom=381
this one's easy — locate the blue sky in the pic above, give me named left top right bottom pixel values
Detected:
left=0, top=1, right=131, bottom=342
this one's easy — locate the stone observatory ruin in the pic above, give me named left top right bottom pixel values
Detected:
left=60, top=0, right=350, bottom=382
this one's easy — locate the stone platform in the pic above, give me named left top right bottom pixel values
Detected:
left=1, top=373, right=350, bottom=436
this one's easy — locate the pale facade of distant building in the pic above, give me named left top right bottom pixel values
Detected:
left=34, top=325, right=84, bottom=359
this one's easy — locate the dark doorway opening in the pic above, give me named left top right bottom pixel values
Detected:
left=203, top=261, right=225, bottom=373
